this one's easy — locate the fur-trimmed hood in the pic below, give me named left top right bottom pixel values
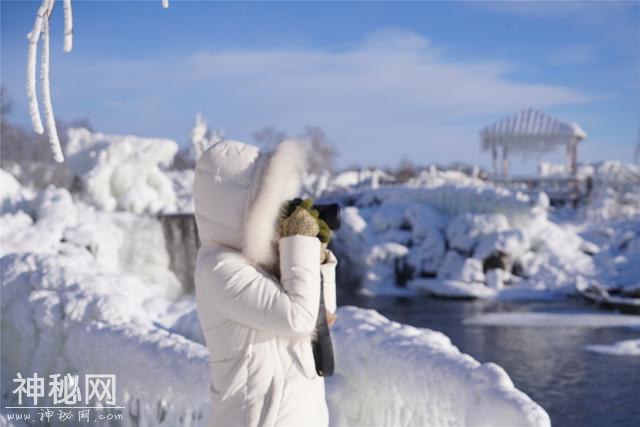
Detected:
left=193, top=139, right=310, bottom=268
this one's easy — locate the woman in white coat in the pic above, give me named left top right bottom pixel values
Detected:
left=193, top=138, right=337, bottom=427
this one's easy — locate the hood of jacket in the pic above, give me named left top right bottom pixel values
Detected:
left=193, top=139, right=309, bottom=268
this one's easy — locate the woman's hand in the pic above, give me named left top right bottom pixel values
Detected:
left=281, top=203, right=320, bottom=238
left=282, top=199, right=333, bottom=265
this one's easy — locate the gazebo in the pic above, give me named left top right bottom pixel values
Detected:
left=480, top=108, right=587, bottom=177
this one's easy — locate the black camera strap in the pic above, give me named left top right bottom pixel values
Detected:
left=311, top=272, right=335, bottom=377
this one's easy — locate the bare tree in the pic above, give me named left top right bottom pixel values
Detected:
left=252, top=125, right=337, bottom=174
left=393, top=157, right=418, bottom=183
left=301, top=126, right=337, bottom=174
left=1, top=86, right=92, bottom=163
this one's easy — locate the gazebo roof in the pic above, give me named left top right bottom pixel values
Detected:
left=480, top=108, right=587, bottom=154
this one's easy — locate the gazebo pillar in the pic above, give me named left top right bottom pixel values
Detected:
left=566, top=137, right=578, bottom=176
left=502, top=145, right=509, bottom=177
left=491, top=144, right=498, bottom=175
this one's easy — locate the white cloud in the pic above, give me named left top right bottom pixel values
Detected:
left=45, top=29, right=598, bottom=168
left=185, top=28, right=592, bottom=118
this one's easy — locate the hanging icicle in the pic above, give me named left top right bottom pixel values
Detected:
left=27, top=0, right=168, bottom=162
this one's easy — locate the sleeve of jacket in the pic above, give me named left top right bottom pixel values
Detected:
left=198, top=235, right=322, bottom=337
left=320, top=250, right=338, bottom=314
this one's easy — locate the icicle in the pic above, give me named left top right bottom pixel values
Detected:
left=40, top=19, right=64, bottom=162
left=63, top=0, right=73, bottom=52
left=26, top=0, right=51, bottom=135
left=162, top=0, right=169, bottom=9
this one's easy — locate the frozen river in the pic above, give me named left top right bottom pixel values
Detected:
left=339, top=295, right=640, bottom=427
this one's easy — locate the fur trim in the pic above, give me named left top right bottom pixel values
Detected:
left=243, top=139, right=310, bottom=269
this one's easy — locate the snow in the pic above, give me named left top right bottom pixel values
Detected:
left=65, top=128, right=179, bottom=214
left=328, top=167, right=595, bottom=298
left=585, top=339, right=640, bottom=356
left=446, top=213, right=510, bottom=253
left=302, top=169, right=395, bottom=197
left=0, top=169, right=25, bottom=211
left=1, top=171, right=549, bottom=426
left=327, top=306, right=550, bottom=427
left=466, top=312, right=640, bottom=328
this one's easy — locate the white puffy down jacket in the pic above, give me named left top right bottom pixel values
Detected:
left=193, top=139, right=337, bottom=427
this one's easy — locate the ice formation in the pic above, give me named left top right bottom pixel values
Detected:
left=65, top=128, right=179, bottom=214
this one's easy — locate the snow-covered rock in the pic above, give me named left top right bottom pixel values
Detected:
left=446, top=213, right=509, bottom=253
left=474, top=229, right=530, bottom=263
left=438, top=251, right=484, bottom=283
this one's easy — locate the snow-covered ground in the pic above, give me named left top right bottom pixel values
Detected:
left=1, top=127, right=551, bottom=425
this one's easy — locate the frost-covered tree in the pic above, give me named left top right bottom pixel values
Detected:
left=26, top=0, right=168, bottom=163
left=173, top=114, right=223, bottom=169
left=189, top=113, right=223, bottom=161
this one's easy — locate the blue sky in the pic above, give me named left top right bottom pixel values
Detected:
left=2, top=0, right=638, bottom=172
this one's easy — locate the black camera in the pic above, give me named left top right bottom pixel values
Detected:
left=285, top=198, right=341, bottom=231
